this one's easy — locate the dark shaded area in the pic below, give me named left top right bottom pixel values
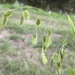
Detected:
left=0, top=0, right=15, bottom=4
left=0, top=0, right=75, bottom=13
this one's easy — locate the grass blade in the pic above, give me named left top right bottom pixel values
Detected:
left=68, top=15, right=75, bottom=36
left=69, top=67, right=75, bottom=75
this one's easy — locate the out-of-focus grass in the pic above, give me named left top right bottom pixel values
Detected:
left=0, top=4, right=75, bottom=75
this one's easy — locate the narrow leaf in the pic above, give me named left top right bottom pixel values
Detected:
left=69, top=67, right=75, bottom=75
left=68, top=15, right=75, bottom=36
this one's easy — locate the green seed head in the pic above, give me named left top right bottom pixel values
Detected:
left=3, top=10, right=12, bottom=17
left=36, top=18, right=41, bottom=26
left=23, top=10, right=30, bottom=20
left=20, top=16, right=24, bottom=25
left=41, top=51, right=47, bottom=64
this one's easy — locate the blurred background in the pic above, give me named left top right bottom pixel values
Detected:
left=0, top=0, right=75, bottom=13
left=0, top=0, right=75, bottom=75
